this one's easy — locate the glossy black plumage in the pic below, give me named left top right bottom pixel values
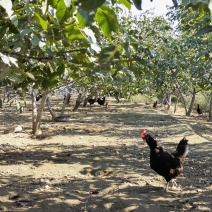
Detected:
left=88, top=97, right=96, bottom=105
left=97, top=96, right=105, bottom=106
left=153, top=101, right=157, bottom=109
left=36, top=94, right=42, bottom=101
left=196, top=104, right=202, bottom=115
left=141, top=130, right=189, bottom=191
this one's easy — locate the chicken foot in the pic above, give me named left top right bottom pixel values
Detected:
left=165, top=179, right=178, bottom=192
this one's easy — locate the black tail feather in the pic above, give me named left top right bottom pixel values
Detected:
left=172, top=137, right=189, bottom=158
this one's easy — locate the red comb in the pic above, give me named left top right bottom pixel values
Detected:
left=140, top=129, right=147, bottom=137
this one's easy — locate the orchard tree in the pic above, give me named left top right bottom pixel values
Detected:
left=165, top=4, right=212, bottom=116
left=0, top=0, right=155, bottom=135
left=0, top=0, right=115, bottom=134
left=1, top=0, right=211, bottom=136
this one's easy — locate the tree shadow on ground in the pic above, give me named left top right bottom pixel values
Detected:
left=0, top=139, right=211, bottom=211
left=0, top=102, right=211, bottom=211
left=40, top=112, right=186, bottom=141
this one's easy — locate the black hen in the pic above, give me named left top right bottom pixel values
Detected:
left=88, top=97, right=96, bottom=106
left=97, top=96, right=105, bottom=106
left=36, top=94, right=42, bottom=101
left=140, top=129, right=189, bottom=191
left=196, top=104, right=202, bottom=115
left=153, top=101, right=157, bottom=109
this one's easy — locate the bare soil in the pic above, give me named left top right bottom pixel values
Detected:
left=0, top=97, right=211, bottom=212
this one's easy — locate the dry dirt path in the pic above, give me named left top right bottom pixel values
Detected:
left=0, top=101, right=211, bottom=211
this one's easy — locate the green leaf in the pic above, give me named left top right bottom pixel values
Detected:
left=76, top=12, right=86, bottom=28
left=99, top=45, right=119, bottom=64
left=48, top=0, right=59, bottom=8
left=65, top=21, right=85, bottom=40
left=56, top=64, right=65, bottom=76
left=195, top=25, right=212, bottom=37
left=77, top=0, right=106, bottom=12
left=46, top=48, right=55, bottom=57
left=77, top=9, right=96, bottom=24
left=182, top=0, right=190, bottom=5
left=0, top=24, right=9, bottom=38
left=110, top=68, right=118, bottom=78
left=8, top=23, right=19, bottom=34
left=118, top=0, right=131, bottom=9
left=183, top=0, right=209, bottom=13
left=0, top=67, right=11, bottom=79
left=95, top=5, right=119, bottom=41
left=35, top=13, right=48, bottom=30
left=31, top=34, right=40, bottom=46
left=56, top=0, right=68, bottom=24
left=25, top=72, right=35, bottom=80
left=132, top=55, right=148, bottom=66
left=20, top=29, right=32, bottom=36
left=13, top=75, right=25, bottom=83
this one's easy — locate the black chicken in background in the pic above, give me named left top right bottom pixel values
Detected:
left=88, top=97, right=96, bottom=106
left=97, top=96, right=105, bottom=106
left=153, top=101, right=157, bottom=109
left=36, top=94, right=42, bottom=101
left=196, top=104, right=202, bottom=115
left=140, top=129, right=189, bottom=191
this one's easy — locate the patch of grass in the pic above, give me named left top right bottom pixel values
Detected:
left=130, top=94, right=157, bottom=104
left=194, top=93, right=210, bottom=112
left=131, top=92, right=210, bottom=113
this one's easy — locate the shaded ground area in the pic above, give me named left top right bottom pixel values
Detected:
left=0, top=98, right=211, bottom=211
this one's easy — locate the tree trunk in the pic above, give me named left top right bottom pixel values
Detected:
left=187, top=88, right=196, bottom=116
left=168, top=94, right=172, bottom=106
left=114, top=94, right=120, bottom=103
left=73, top=93, right=83, bottom=111
left=166, top=93, right=171, bottom=111
left=32, top=90, right=48, bottom=135
left=179, top=92, right=188, bottom=115
left=174, top=93, right=180, bottom=113
left=209, top=95, right=212, bottom=121
left=60, top=93, right=71, bottom=116
left=0, top=99, right=2, bottom=108
left=46, top=97, right=57, bottom=121
left=83, top=97, right=88, bottom=107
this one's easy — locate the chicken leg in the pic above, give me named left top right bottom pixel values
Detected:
left=165, top=179, right=178, bottom=191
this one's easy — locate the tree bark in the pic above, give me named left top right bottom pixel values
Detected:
left=32, top=90, right=48, bottom=135
left=83, top=97, right=88, bottom=107
left=179, top=92, right=188, bottom=115
left=73, top=93, right=83, bottom=111
left=60, top=93, right=71, bottom=116
left=187, top=87, right=196, bottom=116
left=209, top=94, right=212, bottom=121
left=168, top=94, right=172, bottom=106
left=46, top=97, right=57, bottom=121
left=174, top=93, right=180, bottom=113
left=166, top=93, right=171, bottom=111
left=0, top=99, right=2, bottom=108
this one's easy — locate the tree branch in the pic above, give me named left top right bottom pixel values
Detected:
left=0, top=48, right=87, bottom=61
left=0, top=49, right=53, bottom=61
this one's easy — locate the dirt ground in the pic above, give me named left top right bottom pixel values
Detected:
left=0, top=97, right=211, bottom=212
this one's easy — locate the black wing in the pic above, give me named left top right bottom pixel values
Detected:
left=159, top=147, right=179, bottom=168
